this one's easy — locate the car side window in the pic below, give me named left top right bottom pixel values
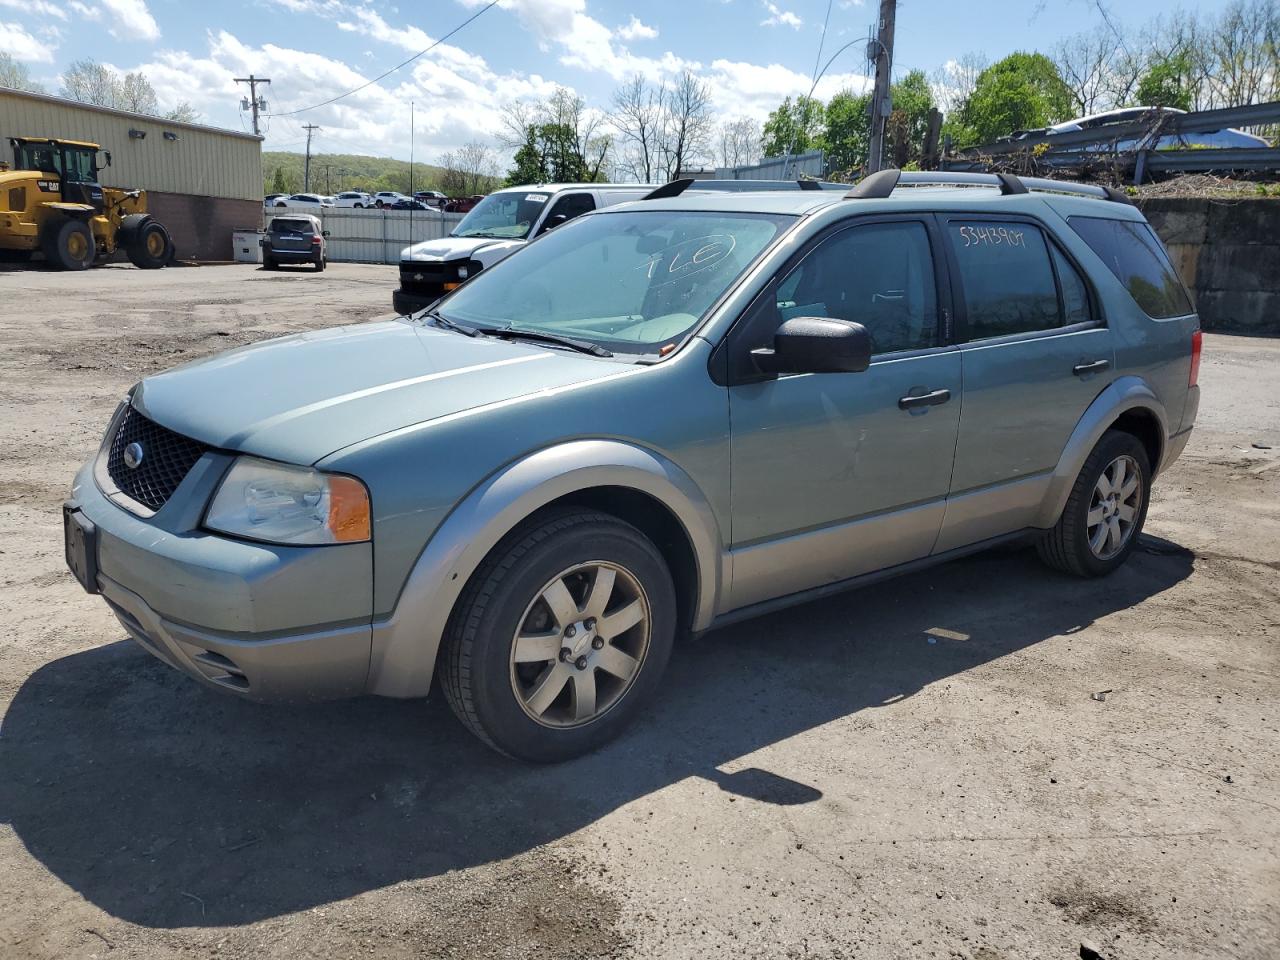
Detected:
left=544, top=193, right=596, bottom=227
left=1067, top=215, right=1193, bottom=319
left=772, top=221, right=938, bottom=355
left=947, top=220, right=1061, bottom=340
left=1050, top=244, right=1092, bottom=325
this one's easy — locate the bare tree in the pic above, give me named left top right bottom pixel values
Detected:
left=659, top=70, right=714, bottom=180
left=929, top=52, right=988, bottom=116
left=1203, top=0, right=1279, bottom=107
left=611, top=74, right=665, bottom=182
left=0, top=53, right=44, bottom=94
left=718, top=117, right=761, bottom=169
left=499, top=88, right=612, bottom=183
left=1054, top=31, right=1125, bottom=114
left=59, top=58, right=195, bottom=121
left=441, top=141, right=500, bottom=195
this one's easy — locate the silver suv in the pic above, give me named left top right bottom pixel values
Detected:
left=65, top=171, right=1200, bottom=761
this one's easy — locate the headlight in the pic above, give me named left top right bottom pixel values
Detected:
left=457, top=264, right=469, bottom=279
left=205, top=457, right=371, bottom=545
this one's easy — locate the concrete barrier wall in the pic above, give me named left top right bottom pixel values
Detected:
left=1140, top=198, right=1280, bottom=335
left=263, top=206, right=466, bottom=264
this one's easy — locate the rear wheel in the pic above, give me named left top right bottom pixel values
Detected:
left=125, top=218, right=171, bottom=269
left=442, top=509, right=676, bottom=762
left=1036, top=429, right=1151, bottom=577
left=314, top=255, right=325, bottom=272
left=263, top=255, right=277, bottom=270
left=40, top=218, right=94, bottom=270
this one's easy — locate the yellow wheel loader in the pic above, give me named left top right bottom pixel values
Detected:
left=0, top=137, right=172, bottom=270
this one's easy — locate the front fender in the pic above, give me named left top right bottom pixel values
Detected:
left=1032, top=376, right=1169, bottom=529
left=367, top=440, right=724, bottom=698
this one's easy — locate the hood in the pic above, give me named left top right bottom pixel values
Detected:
left=132, top=321, right=626, bottom=465
left=401, top=235, right=525, bottom=263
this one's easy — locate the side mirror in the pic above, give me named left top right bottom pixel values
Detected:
left=102, top=151, right=112, bottom=167
left=751, top=317, right=872, bottom=375
left=544, top=213, right=568, bottom=231
left=322, top=230, right=330, bottom=237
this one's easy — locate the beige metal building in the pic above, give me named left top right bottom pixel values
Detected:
left=0, top=87, right=262, bottom=261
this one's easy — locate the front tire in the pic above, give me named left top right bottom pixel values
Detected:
left=40, top=218, right=94, bottom=270
left=1036, top=429, right=1151, bottom=577
left=125, top=218, right=171, bottom=269
left=442, top=509, right=676, bottom=762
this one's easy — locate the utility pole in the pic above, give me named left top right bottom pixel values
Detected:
left=234, top=74, right=271, bottom=137
left=303, top=123, right=320, bottom=192
left=866, top=0, right=896, bottom=174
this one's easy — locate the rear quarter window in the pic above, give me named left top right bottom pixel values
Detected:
left=1067, top=216, right=1193, bottom=319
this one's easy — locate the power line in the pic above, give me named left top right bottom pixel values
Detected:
left=266, top=0, right=501, bottom=118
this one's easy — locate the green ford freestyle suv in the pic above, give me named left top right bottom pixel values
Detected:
left=65, top=171, right=1201, bottom=761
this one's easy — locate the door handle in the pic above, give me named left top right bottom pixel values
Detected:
left=1073, top=359, right=1111, bottom=376
left=898, top=388, right=951, bottom=410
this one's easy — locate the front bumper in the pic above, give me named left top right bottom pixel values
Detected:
left=69, top=454, right=374, bottom=701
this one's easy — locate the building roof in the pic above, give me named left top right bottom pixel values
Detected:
left=0, top=85, right=261, bottom=142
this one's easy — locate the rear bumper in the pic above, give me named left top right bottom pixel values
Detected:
left=264, top=248, right=321, bottom=263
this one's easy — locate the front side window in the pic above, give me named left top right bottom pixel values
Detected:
left=1067, top=216, right=1193, bottom=319
left=541, top=193, right=596, bottom=233
left=453, top=192, right=552, bottom=240
left=773, top=221, right=939, bottom=355
left=439, top=210, right=792, bottom=355
left=947, top=220, right=1061, bottom=340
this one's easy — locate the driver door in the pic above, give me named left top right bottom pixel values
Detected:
left=723, top=217, right=962, bottom=610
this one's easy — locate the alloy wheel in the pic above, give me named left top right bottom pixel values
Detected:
left=1087, top=454, right=1142, bottom=560
left=509, top=561, right=651, bottom=728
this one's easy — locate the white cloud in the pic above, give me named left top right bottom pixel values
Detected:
left=705, top=58, right=871, bottom=122
left=0, top=0, right=65, bottom=19
left=0, top=20, right=54, bottom=62
left=67, top=0, right=160, bottom=42
left=760, top=2, right=802, bottom=29
left=616, top=15, right=657, bottom=41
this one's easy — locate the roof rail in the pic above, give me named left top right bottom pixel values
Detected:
left=842, top=170, right=1134, bottom=204
left=642, top=178, right=849, bottom=200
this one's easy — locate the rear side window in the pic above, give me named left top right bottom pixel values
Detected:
left=1050, top=245, right=1092, bottom=325
left=1067, top=216, right=1193, bottom=319
left=947, top=220, right=1060, bottom=339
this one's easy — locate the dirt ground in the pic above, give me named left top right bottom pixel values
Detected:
left=0, top=262, right=1277, bottom=960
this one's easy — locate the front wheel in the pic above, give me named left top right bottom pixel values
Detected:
left=442, top=509, right=676, bottom=762
left=1036, top=429, right=1151, bottom=577
left=125, top=218, right=171, bottom=269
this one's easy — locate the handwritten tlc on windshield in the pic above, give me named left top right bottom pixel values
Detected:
left=639, top=235, right=737, bottom=282
left=957, top=225, right=1027, bottom=248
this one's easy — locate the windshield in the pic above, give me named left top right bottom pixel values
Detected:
left=453, top=192, right=552, bottom=239
left=436, top=210, right=792, bottom=355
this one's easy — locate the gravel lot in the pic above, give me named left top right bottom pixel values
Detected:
left=0, top=262, right=1277, bottom=960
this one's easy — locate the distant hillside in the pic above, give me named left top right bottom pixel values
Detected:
left=262, top=151, right=451, bottom=196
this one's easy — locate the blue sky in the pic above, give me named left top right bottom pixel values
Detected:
left=1, top=0, right=1238, bottom=165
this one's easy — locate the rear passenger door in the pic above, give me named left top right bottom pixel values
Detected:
left=935, top=215, right=1114, bottom=553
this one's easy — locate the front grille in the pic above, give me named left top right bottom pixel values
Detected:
left=399, top=261, right=449, bottom=293
left=106, top=405, right=209, bottom=512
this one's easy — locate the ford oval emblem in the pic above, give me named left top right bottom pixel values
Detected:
left=123, top=441, right=145, bottom=470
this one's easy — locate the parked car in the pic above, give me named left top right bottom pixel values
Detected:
left=372, top=191, right=410, bottom=208
left=414, top=190, right=448, bottom=207
left=1003, top=106, right=1270, bottom=150
left=394, top=183, right=654, bottom=314
left=64, top=171, right=1200, bottom=762
left=275, top=193, right=333, bottom=209
left=390, top=199, right=432, bottom=211
left=260, top=214, right=328, bottom=271
left=263, top=193, right=287, bottom=208
left=443, top=195, right=485, bottom=214
left=332, top=191, right=373, bottom=208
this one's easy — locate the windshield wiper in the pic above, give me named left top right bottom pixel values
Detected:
left=487, top=327, right=613, bottom=358
left=423, top=311, right=480, bottom=337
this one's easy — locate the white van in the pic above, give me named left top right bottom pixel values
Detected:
left=393, top=183, right=656, bottom=314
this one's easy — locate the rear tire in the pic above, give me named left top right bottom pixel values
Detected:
left=314, top=255, right=325, bottom=272
left=263, top=255, right=277, bottom=270
left=1036, top=429, right=1151, bottom=577
left=125, top=218, right=171, bottom=269
left=40, top=218, right=94, bottom=270
left=442, top=509, right=676, bottom=762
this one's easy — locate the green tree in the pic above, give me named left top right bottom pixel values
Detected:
left=819, top=90, right=871, bottom=173
left=271, top=167, right=286, bottom=194
left=950, top=52, right=1074, bottom=146
left=0, top=53, right=44, bottom=94
left=887, top=70, right=936, bottom=166
left=761, top=96, right=825, bottom=157
left=1135, top=52, right=1195, bottom=110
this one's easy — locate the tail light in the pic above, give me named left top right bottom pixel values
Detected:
left=311, top=235, right=322, bottom=245
left=1189, top=330, right=1202, bottom=387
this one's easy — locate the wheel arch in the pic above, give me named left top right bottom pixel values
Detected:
left=1033, top=376, right=1169, bottom=529
left=367, top=440, right=725, bottom=698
